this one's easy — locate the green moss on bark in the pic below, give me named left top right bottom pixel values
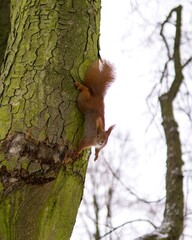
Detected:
left=0, top=0, right=101, bottom=239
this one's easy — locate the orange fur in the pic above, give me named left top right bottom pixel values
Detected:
left=75, top=60, right=115, bottom=160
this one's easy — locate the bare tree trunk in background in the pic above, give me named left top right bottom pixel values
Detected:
left=137, top=5, right=188, bottom=240
left=0, top=1, right=100, bottom=239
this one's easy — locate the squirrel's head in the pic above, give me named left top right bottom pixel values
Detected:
left=94, top=125, right=115, bottom=161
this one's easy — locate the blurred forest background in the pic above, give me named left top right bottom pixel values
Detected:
left=71, top=1, right=192, bottom=239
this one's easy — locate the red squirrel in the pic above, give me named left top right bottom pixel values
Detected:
left=75, top=60, right=115, bottom=160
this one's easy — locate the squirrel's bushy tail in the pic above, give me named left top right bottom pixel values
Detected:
left=84, top=60, right=115, bottom=96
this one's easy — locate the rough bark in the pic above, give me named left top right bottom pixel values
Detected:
left=0, top=0, right=101, bottom=239
left=0, top=0, right=10, bottom=67
left=136, top=5, right=184, bottom=240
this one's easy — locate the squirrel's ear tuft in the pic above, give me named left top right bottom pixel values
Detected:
left=106, top=125, right=115, bottom=135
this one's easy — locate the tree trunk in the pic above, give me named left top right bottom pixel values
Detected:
left=0, top=1, right=100, bottom=239
left=136, top=5, right=184, bottom=240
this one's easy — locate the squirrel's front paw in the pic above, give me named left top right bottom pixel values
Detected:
left=75, top=81, right=81, bottom=89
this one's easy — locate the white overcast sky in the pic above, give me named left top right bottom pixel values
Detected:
left=99, top=1, right=192, bottom=239
left=100, top=0, right=192, bottom=190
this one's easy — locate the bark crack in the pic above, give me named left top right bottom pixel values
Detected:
left=0, top=131, right=74, bottom=195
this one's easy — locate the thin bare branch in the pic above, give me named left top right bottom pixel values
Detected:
left=104, top=159, right=164, bottom=204
left=99, top=219, right=157, bottom=239
left=182, top=57, right=192, bottom=69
